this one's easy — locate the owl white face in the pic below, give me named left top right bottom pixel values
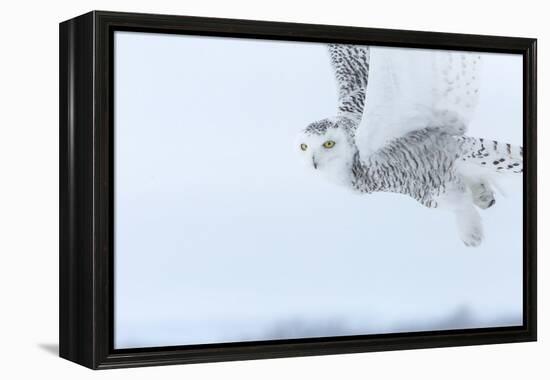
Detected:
left=296, top=120, right=356, bottom=184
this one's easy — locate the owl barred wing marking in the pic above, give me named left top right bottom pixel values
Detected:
left=457, top=136, right=523, bottom=173
left=328, top=44, right=370, bottom=129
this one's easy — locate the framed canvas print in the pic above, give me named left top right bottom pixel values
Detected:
left=59, top=11, right=537, bottom=369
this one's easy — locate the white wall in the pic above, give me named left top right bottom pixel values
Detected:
left=0, top=0, right=547, bottom=378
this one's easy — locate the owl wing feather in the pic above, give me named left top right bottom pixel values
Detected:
left=342, top=46, right=482, bottom=156
left=327, top=44, right=370, bottom=128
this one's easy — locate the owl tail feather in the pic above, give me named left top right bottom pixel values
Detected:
left=456, top=136, right=523, bottom=174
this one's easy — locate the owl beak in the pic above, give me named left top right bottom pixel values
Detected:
left=312, top=156, right=318, bottom=169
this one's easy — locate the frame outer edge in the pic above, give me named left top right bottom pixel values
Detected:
left=93, top=9, right=114, bottom=368
left=59, top=11, right=97, bottom=369
left=59, top=17, right=72, bottom=363
left=526, top=38, right=537, bottom=341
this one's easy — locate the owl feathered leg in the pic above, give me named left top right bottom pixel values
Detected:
left=437, top=186, right=484, bottom=247
left=454, top=199, right=484, bottom=247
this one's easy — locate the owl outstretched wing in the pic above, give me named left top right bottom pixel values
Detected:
left=327, top=44, right=370, bottom=130
left=350, top=46, right=482, bottom=156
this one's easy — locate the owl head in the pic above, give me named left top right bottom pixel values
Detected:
left=296, top=117, right=358, bottom=184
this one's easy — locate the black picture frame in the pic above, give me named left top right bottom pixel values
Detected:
left=59, top=10, right=537, bottom=370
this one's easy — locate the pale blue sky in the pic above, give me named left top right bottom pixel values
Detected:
left=114, top=31, right=523, bottom=349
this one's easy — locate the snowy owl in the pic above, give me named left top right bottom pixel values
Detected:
left=297, top=44, right=523, bottom=247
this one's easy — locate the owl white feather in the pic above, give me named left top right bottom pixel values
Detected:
left=297, top=44, right=522, bottom=247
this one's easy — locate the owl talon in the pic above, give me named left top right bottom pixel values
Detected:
left=470, top=181, right=496, bottom=210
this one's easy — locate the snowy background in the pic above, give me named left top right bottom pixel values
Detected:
left=114, top=31, right=523, bottom=349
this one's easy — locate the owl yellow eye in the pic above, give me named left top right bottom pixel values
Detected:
left=323, top=140, right=336, bottom=149
left=300, top=143, right=308, bottom=151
